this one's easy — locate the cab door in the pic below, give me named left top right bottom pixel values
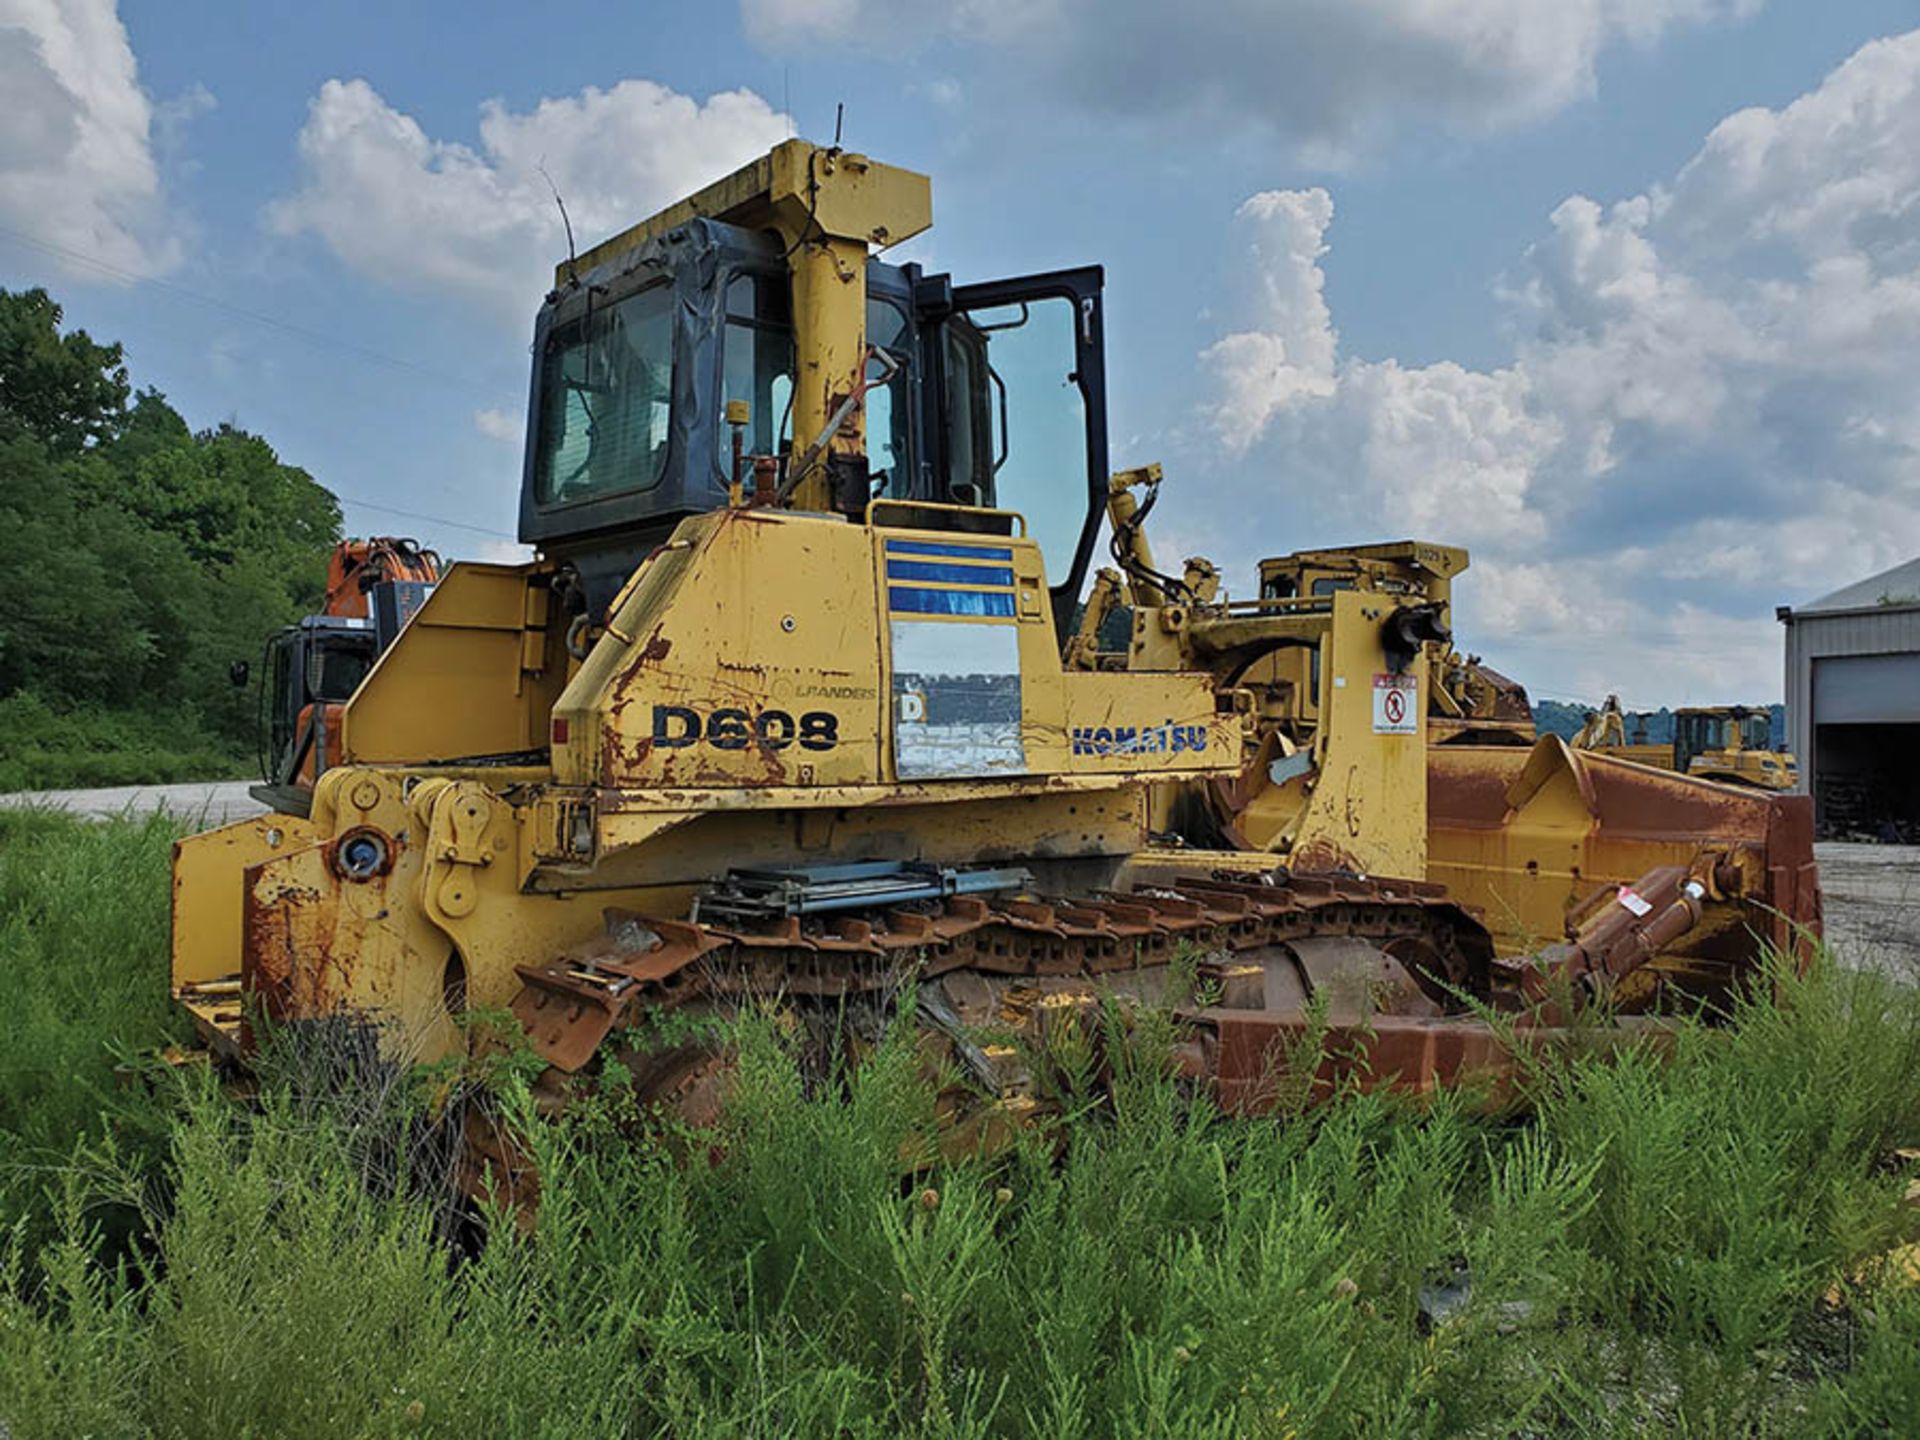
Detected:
left=919, top=267, right=1109, bottom=638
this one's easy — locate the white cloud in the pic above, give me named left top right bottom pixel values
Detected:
left=1468, top=557, right=1784, bottom=707
left=473, top=407, right=521, bottom=445
left=1197, top=30, right=1920, bottom=703
left=744, top=0, right=1759, bottom=159
left=1201, top=190, right=1338, bottom=437
left=1199, top=189, right=1561, bottom=552
left=268, top=77, right=792, bottom=323
left=0, top=0, right=180, bottom=277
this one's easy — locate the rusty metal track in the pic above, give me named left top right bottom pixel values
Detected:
left=509, top=867, right=1497, bottom=1075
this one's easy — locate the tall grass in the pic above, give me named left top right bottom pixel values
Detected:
left=0, top=808, right=189, bottom=1252
left=3, top=809, right=1920, bottom=1436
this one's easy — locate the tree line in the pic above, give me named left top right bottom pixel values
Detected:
left=0, top=287, right=342, bottom=788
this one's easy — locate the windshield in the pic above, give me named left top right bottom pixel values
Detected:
left=534, top=284, right=674, bottom=505
left=309, top=639, right=375, bottom=704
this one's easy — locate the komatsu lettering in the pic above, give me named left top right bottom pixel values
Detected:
left=1069, top=721, right=1207, bottom=757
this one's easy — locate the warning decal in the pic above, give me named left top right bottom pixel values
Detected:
left=1372, top=673, right=1418, bottom=735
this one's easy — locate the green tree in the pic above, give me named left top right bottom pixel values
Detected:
left=0, top=288, right=129, bottom=454
left=0, top=286, right=343, bottom=782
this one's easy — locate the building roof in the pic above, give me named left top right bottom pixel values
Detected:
left=1800, top=556, right=1920, bottom=616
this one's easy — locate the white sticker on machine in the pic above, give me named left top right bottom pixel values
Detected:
left=1372, top=673, right=1418, bottom=735
left=890, top=620, right=1026, bottom=780
left=1615, top=886, right=1653, bottom=917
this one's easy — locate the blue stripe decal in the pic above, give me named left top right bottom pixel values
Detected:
left=889, top=587, right=1017, bottom=618
left=885, top=560, right=1015, bottom=588
left=884, top=539, right=1016, bottom=562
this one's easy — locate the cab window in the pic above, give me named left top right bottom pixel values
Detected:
left=721, top=273, right=793, bottom=464
left=310, top=639, right=375, bottom=704
left=866, top=295, right=913, bottom=499
left=535, top=283, right=674, bottom=504
left=961, top=297, right=1087, bottom=576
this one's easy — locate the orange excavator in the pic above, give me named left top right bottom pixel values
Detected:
left=247, top=537, right=440, bottom=814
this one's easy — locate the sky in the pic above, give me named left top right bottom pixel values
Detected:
left=4, top=0, right=1919, bottom=707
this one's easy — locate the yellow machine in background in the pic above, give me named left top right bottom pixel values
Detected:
left=1575, top=699, right=1797, bottom=792
left=171, top=140, right=1820, bottom=1150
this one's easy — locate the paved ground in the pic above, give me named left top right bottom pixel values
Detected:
left=0, top=779, right=266, bottom=827
left=3, top=785, right=1913, bottom=974
left=1814, top=842, right=1920, bottom=979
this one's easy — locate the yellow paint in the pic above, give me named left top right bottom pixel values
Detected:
left=345, top=562, right=567, bottom=764
left=1222, top=589, right=1430, bottom=877
left=175, top=492, right=1249, bottom=1061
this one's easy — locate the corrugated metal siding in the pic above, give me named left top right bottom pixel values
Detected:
left=1792, top=608, right=1920, bottom=659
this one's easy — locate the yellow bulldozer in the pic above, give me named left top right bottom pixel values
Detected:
left=170, top=141, right=1820, bottom=1163
left=1574, top=697, right=1798, bottom=791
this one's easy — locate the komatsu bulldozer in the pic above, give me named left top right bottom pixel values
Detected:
left=171, top=142, right=1820, bottom=1149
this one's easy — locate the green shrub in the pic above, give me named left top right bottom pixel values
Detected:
left=0, top=692, right=249, bottom=792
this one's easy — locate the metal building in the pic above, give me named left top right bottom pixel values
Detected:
left=1778, top=557, right=1920, bottom=839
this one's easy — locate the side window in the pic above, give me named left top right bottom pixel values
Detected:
left=962, top=297, right=1087, bottom=576
left=721, top=274, right=794, bottom=465
left=866, top=295, right=912, bottom=499
left=944, top=322, right=987, bottom=504
left=535, top=283, right=675, bottom=503
left=267, top=635, right=294, bottom=765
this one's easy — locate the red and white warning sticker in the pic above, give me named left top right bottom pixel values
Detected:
left=1372, top=673, right=1418, bottom=734
left=1615, top=886, right=1653, bottom=917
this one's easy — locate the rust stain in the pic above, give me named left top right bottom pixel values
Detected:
left=1292, top=839, right=1367, bottom=876
left=637, top=627, right=672, bottom=666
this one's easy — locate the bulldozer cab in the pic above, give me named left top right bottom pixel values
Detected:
left=1675, top=706, right=1765, bottom=771
left=516, top=207, right=1109, bottom=639
left=1254, top=542, right=1466, bottom=604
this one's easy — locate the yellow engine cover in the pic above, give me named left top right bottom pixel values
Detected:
left=550, top=508, right=1242, bottom=792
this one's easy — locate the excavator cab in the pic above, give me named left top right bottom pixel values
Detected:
left=249, top=541, right=440, bottom=813
left=516, top=211, right=1109, bottom=638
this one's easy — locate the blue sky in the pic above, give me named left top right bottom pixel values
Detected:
left=4, top=0, right=1919, bottom=704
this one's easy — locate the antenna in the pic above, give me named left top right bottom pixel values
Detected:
left=833, top=101, right=844, bottom=148
left=537, top=160, right=579, bottom=287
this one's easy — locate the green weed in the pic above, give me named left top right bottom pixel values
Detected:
left=3, top=810, right=1920, bottom=1436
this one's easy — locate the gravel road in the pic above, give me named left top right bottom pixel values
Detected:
left=1815, top=842, right=1920, bottom=979
left=0, top=779, right=266, bottom=828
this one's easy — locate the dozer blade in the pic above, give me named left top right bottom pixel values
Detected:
left=1427, top=735, right=1821, bottom=994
